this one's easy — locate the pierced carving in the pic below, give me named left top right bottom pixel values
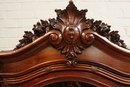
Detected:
left=15, top=20, right=51, bottom=49
left=14, top=1, right=128, bottom=57
left=91, top=20, right=127, bottom=48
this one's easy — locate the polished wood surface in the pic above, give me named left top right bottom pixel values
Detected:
left=0, top=0, right=130, bottom=87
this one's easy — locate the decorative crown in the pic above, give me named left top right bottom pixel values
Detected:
left=15, top=1, right=127, bottom=61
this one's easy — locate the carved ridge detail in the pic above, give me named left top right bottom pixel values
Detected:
left=3, top=63, right=130, bottom=85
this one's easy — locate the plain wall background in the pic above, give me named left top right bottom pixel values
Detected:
left=0, top=0, right=130, bottom=51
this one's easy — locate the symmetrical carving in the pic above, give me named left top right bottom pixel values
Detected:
left=66, top=60, right=77, bottom=67
left=3, top=62, right=130, bottom=86
left=14, top=1, right=128, bottom=59
left=1, top=1, right=130, bottom=87
left=48, top=1, right=95, bottom=60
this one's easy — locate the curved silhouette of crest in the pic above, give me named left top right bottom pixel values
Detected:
left=49, top=1, right=94, bottom=60
left=15, top=1, right=127, bottom=60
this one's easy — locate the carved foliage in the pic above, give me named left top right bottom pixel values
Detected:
left=15, top=20, right=51, bottom=49
left=15, top=1, right=128, bottom=58
left=91, top=20, right=127, bottom=48
left=49, top=1, right=95, bottom=60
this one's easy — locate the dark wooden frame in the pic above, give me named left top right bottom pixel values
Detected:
left=0, top=1, right=130, bottom=87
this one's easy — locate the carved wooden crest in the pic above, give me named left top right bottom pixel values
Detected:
left=15, top=1, right=127, bottom=60
left=48, top=1, right=95, bottom=60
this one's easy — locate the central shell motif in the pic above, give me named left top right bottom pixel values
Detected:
left=49, top=1, right=95, bottom=60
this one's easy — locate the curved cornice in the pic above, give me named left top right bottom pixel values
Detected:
left=93, top=32, right=130, bottom=62
left=13, top=1, right=128, bottom=50
left=0, top=30, right=51, bottom=63
left=0, top=1, right=130, bottom=87
left=0, top=30, right=130, bottom=63
left=0, top=1, right=130, bottom=63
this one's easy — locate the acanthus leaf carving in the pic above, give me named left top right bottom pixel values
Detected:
left=48, top=1, right=95, bottom=60
left=14, top=0, right=128, bottom=60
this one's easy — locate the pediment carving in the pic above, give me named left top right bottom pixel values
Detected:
left=15, top=1, right=127, bottom=60
left=0, top=1, right=130, bottom=87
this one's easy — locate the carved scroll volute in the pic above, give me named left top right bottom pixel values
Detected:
left=49, top=1, right=95, bottom=60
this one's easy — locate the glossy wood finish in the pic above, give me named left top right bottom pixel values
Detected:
left=0, top=1, right=130, bottom=87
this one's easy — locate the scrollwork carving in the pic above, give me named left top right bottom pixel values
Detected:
left=48, top=1, right=95, bottom=60
left=14, top=0, right=128, bottom=58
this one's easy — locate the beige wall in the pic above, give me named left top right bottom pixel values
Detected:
left=0, top=0, right=130, bottom=51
